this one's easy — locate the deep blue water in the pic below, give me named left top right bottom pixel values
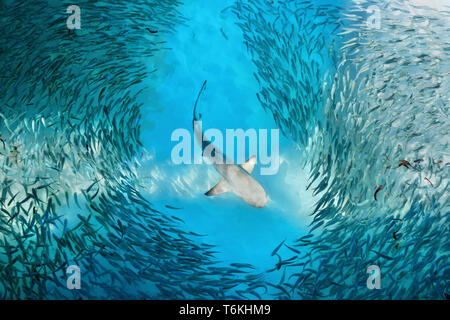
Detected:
left=138, top=0, right=322, bottom=284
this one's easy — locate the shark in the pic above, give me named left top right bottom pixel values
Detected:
left=192, top=80, right=268, bottom=208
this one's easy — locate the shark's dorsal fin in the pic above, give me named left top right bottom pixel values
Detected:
left=205, top=178, right=230, bottom=196
left=240, top=156, right=257, bottom=174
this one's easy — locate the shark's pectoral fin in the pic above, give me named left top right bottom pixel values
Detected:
left=240, top=155, right=257, bottom=174
left=205, top=178, right=230, bottom=196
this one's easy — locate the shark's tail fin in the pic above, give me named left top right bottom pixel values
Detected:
left=193, top=80, right=207, bottom=122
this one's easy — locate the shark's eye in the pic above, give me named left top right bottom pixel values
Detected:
left=199, top=113, right=202, bottom=119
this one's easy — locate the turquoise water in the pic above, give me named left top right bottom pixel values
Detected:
left=138, top=0, right=321, bottom=284
left=0, top=0, right=448, bottom=300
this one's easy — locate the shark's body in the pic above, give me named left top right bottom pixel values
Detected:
left=193, top=80, right=268, bottom=208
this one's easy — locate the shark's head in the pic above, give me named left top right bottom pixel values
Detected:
left=242, top=185, right=268, bottom=208
left=206, top=156, right=269, bottom=209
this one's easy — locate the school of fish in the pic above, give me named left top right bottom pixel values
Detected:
left=0, top=0, right=448, bottom=300
left=232, top=0, right=449, bottom=299
left=0, top=0, right=276, bottom=300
